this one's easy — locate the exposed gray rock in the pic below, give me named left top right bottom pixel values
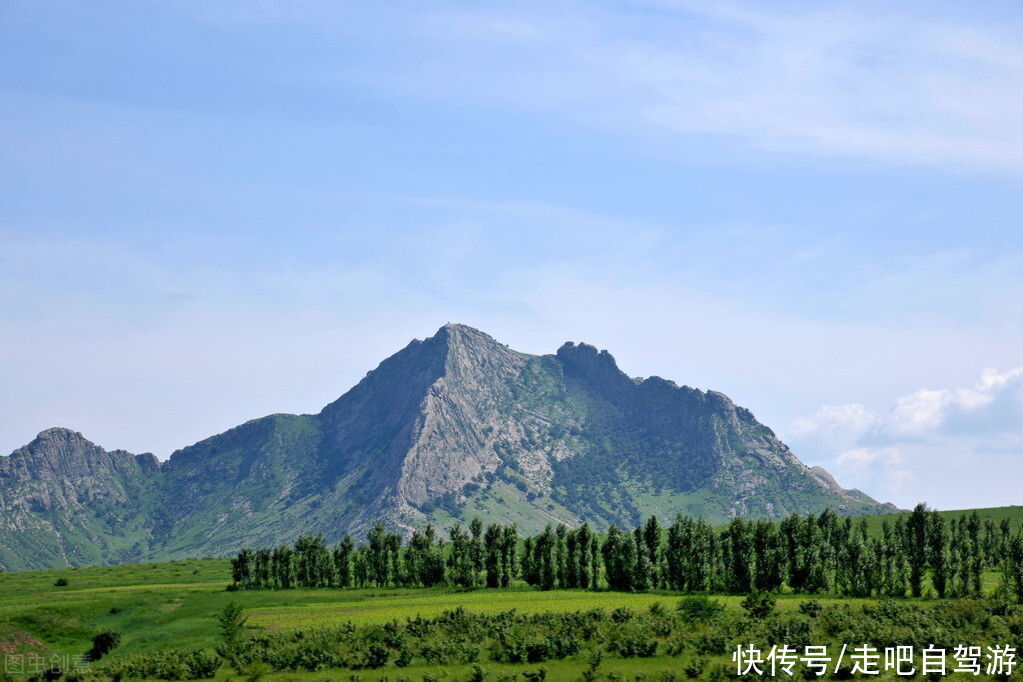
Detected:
left=0, top=323, right=892, bottom=569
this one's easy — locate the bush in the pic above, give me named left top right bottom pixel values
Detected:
left=683, top=657, right=706, bottom=679
left=99, top=648, right=220, bottom=680
left=693, top=633, right=729, bottom=656
left=465, top=664, right=487, bottom=682
left=53, top=577, right=69, bottom=587
left=611, top=632, right=658, bottom=658
left=798, top=599, right=823, bottom=618
left=394, top=646, right=414, bottom=667
left=610, top=607, right=634, bottom=623
left=741, top=591, right=776, bottom=619
left=243, top=661, right=271, bottom=682
left=677, top=596, right=724, bottom=622
left=86, top=630, right=121, bottom=661
left=216, top=601, right=248, bottom=665
left=363, top=643, right=389, bottom=669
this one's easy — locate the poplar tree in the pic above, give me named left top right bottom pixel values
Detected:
left=642, top=516, right=661, bottom=587
left=565, top=529, right=579, bottom=588
left=484, top=523, right=503, bottom=588
left=905, top=504, right=929, bottom=597
left=967, top=512, right=983, bottom=596
left=632, top=527, right=650, bottom=591
left=334, top=536, right=354, bottom=588
left=500, top=525, right=517, bottom=587
left=448, top=524, right=476, bottom=588
left=601, top=525, right=634, bottom=591
left=576, top=523, right=592, bottom=590
left=538, top=525, right=557, bottom=590
left=1004, top=529, right=1023, bottom=603
left=555, top=525, right=568, bottom=588
left=231, top=549, right=253, bottom=588
left=469, top=518, right=485, bottom=587
left=928, top=511, right=949, bottom=598
left=721, top=518, right=753, bottom=594
left=752, top=519, right=783, bottom=592
left=273, top=545, right=294, bottom=589
left=521, top=537, right=537, bottom=585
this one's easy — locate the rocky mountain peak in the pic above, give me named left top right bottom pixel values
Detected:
left=32, top=426, right=91, bottom=448
left=0, top=324, right=892, bottom=570
left=556, top=341, right=635, bottom=399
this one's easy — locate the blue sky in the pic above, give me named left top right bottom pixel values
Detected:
left=2, top=0, right=1021, bottom=510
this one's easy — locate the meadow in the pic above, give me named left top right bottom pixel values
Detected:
left=1, top=505, right=1021, bottom=680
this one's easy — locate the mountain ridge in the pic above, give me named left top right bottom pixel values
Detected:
left=0, top=323, right=894, bottom=570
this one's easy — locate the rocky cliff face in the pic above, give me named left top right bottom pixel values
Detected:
left=0, top=324, right=892, bottom=570
left=0, top=428, right=161, bottom=568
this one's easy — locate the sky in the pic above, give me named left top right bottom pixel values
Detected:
left=1, top=0, right=1021, bottom=511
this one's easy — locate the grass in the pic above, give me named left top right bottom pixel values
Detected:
left=2, top=504, right=1021, bottom=679
left=860, top=505, right=1023, bottom=536
left=0, top=557, right=899, bottom=663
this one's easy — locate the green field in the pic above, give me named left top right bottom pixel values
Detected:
left=861, top=505, right=1023, bottom=537
left=0, top=563, right=899, bottom=681
left=0, top=562, right=865, bottom=656
left=2, top=505, right=1022, bottom=680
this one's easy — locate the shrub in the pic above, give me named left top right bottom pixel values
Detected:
left=243, top=661, right=271, bottom=682
left=611, top=607, right=634, bottom=623
left=612, top=632, right=658, bottom=658
left=363, top=643, right=389, bottom=669
left=677, top=596, right=724, bottom=622
left=693, top=633, right=729, bottom=656
left=216, top=601, right=248, bottom=665
left=53, top=577, right=69, bottom=587
left=741, top=591, right=776, bottom=619
left=683, top=657, right=706, bottom=679
left=99, top=648, right=220, bottom=680
left=465, top=664, right=487, bottom=682
left=86, top=630, right=122, bottom=661
left=394, top=646, right=414, bottom=667
left=798, top=599, right=823, bottom=618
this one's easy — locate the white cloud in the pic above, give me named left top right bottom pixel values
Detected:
left=791, top=403, right=876, bottom=440
left=787, top=365, right=1023, bottom=508
left=882, top=366, right=1023, bottom=439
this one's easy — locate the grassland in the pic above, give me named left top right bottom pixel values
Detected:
left=0, top=562, right=882, bottom=680
left=0, top=560, right=873, bottom=656
left=2, top=505, right=1021, bottom=680
left=860, top=505, right=1023, bottom=537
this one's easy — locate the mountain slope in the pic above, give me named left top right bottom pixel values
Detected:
left=0, top=428, right=161, bottom=568
left=0, top=324, right=892, bottom=569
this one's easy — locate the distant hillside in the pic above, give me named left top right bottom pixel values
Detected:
left=0, top=323, right=893, bottom=570
left=860, top=505, right=1023, bottom=538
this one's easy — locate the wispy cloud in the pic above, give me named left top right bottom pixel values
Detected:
left=291, top=0, right=1023, bottom=172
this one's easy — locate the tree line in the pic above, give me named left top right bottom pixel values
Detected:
left=229, top=504, right=1023, bottom=601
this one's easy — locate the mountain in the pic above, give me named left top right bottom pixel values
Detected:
left=0, top=324, right=893, bottom=570
left=0, top=427, right=161, bottom=569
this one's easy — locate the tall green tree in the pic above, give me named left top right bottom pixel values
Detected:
left=500, top=525, right=517, bottom=587
left=576, top=523, right=592, bottom=590
left=642, top=516, right=661, bottom=587
left=928, top=511, right=949, bottom=598
left=484, top=523, right=503, bottom=588
left=904, top=503, right=929, bottom=598
left=333, top=536, right=354, bottom=588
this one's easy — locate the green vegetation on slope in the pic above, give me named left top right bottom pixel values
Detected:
left=2, top=325, right=893, bottom=571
